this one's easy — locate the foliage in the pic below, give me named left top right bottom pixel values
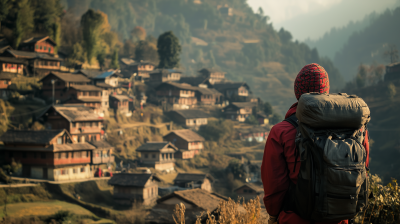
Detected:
left=135, top=40, right=159, bottom=64
left=226, top=160, right=247, bottom=181
left=383, top=44, right=399, bottom=64
left=245, top=115, right=258, bottom=125
left=110, top=48, right=119, bottom=69
left=173, top=196, right=263, bottom=224
left=157, top=31, right=181, bottom=69
left=2, top=158, right=22, bottom=175
left=0, top=0, right=9, bottom=31
left=10, top=0, right=34, bottom=48
left=131, top=26, right=146, bottom=43
left=198, top=119, right=233, bottom=142
left=269, top=113, right=283, bottom=125
left=386, top=82, right=396, bottom=100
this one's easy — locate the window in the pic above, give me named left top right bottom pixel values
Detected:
left=35, top=45, right=38, bottom=49
left=9, top=152, right=13, bottom=158
left=244, top=189, right=248, bottom=193
left=80, top=167, right=85, bottom=173
left=152, top=154, right=156, bottom=159
left=57, top=137, right=62, bottom=144
left=65, top=152, right=69, bottom=158
left=33, top=152, right=37, bottom=158
left=144, top=153, right=148, bottom=159
left=86, top=151, right=90, bottom=157
left=58, top=153, right=61, bottom=159
left=41, top=152, right=46, bottom=159
left=44, top=46, right=47, bottom=50
left=72, top=123, right=76, bottom=128
left=48, top=47, right=51, bottom=53
left=22, top=152, right=27, bottom=158
left=71, top=152, right=74, bottom=158
left=73, top=168, right=77, bottom=174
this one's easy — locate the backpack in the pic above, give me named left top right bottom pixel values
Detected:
left=283, top=92, right=371, bottom=223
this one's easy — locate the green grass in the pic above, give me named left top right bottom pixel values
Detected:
left=0, top=200, right=94, bottom=219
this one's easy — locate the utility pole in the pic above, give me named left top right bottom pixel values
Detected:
left=51, top=79, right=55, bottom=105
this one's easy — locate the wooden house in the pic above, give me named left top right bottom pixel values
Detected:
left=39, top=72, right=91, bottom=102
left=167, top=110, right=209, bottom=128
left=88, top=140, right=115, bottom=166
left=75, top=69, right=104, bottom=79
left=237, top=126, right=270, bottom=142
left=108, top=173, right=161, bottom=206
left=146, top=189, right=227, bottom=224
left=195, top=87, right=223, bottom=105
left=223, top=102, right=257, bottom=122
left=93, top=70, right=122, bottom=87
left=219, top=5, right=233, bottom=16
left=178, top=76, right=212, bottom=88
left=18, top=36, right=57, bottom=54
left=0, top=72, right=13, bottom=99
left=0, top=129, right=94, bottom=181
left=136, top=142, right=177, bottom=172
left=385, top=62, right=400, bottom=81
left=234, top=183, right=264, bottom=202
left=64, top=85, right=104, bottom=110
left=2, top=49, right=62, bottom=77
left=38, top=105, right=104, bottom=143
left=155, top=82, right=198, bottom=109
left=129, top=60, right=155, bottom=80
left=149, top=69, right=182, bottom=84
left=173, top=173, right=213, bottom=191
left=213, top=82, right=250, bottom=99
left=109, top=94, right=130, bottom=114
left=0, top=57, right=26, bottom=75
left=163, top=129, right=205, bottom=159
left=198, top=68, right=225, bottom=84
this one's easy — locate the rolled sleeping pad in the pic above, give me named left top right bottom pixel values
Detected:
left=296, top=92, right=370, bottom=129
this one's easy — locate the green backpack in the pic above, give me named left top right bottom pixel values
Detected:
left=283, top=93, right=371, bottom=222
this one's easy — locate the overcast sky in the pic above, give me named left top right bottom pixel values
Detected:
left=247, top=0, right=400, bottom=41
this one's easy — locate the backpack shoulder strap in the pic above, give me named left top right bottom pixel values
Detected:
left=284, top=114, right=298, bottom=129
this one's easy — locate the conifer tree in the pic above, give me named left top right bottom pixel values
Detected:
left=157, top=31, right=181, bottom=69
left=81, top=9, right=106, bottom=64
left=110, top=49, right=119, bottom=69
left=12, top=0, right=34, bottom=48
left=0, top=0, right=9, bottom=32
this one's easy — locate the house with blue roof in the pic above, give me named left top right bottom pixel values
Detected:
left=94, top=70, right=122, bottom=87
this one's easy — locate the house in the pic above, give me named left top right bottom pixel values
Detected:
left=167, top=110, right=209, bottom=128
left=108, top=173, right=161, bottom=205
left=163, top=129, right=205, bottom=159
left=0, top=129, right=94, bottom=181
left=237, top=126, right=270, bottom=142
left=213, top=82, right=250, bottom=99
left=385, top=62, right=400, bottom=81
left=109, top=94, right=130, bottom=114
left=39, top=72, right=90, bottom=102
left=129, top=60, right=156, bottom=80
left=234, top=183, right=264, bottom=202
left=146, top=189, right=227, bottom=224
left=64, top=85, right=104, bottom=110
left=0, top=72, right=13, bottom=99
left=149, top=69, right=182, bottom=84
left=38, top=105, right=104, bottom=143
left=135, top=142, right=177, bottom=172
left=198, top=68, right=225, bottom=84
left=2, top=49, right=62, bottom=77
left=75, top=69, right=104, bottom=79
left=224, top=102, right=257, bottom=122
left=195, top=87, right=223, bottom=105
left=219, top=5, right=233, bottom=16
left=173, top=173, right=213, bottom=191
left=155, top=82, right=198, bottom=109
left=88, top=140, right=115, bottom=166
left=178, top=76, right=212, bottom=88
left=93, top=70, right=122, bottom=87
left=256, top=112, right=269, bottom=125
left=0, top=57, right=27, bottom=75
left=18, top=36, right=57, bottom=54
left=191, top=37, right=207, bottom=46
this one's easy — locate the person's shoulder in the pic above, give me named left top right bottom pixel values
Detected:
left=270, top=120, right=296, bottom=135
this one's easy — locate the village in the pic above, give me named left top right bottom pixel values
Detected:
left=0, top=35, right=272, bottom=223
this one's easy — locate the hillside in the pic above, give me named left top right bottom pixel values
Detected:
left=60, top=0, right=344, bottom=114
left=333, top=7, right=400, bottom=81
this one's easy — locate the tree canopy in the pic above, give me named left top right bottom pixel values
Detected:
left=157, top=31, right=181, bottom=69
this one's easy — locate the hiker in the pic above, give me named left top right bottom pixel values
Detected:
left=261, top=63, right=370, bottom=224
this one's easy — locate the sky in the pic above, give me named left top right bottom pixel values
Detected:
left=247, top=0, right=400, bottom=41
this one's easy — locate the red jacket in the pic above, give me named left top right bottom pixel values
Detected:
left=261, top=103, right=369, bottom=224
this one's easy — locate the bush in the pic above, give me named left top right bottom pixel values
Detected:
left=198, top=119, right=234, bottom=142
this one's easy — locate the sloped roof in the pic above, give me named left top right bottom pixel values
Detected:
left=0, top=129, right=64, bottom=144
left=5, top=50, right=62, bottom=61
left=110, top=95, right=130, bottom=101
left=53, top=142, right=96, bottom=152
left=387, top=61, right=400, bottom=68
left=48, top=105, right=103, bottom=121
left=120, top=58, right=135, bottom=66
left=0, top=56, right=27, bottom=64
left=234, top=183, right=264, bottom=193
left=136, top=142, right=178, bottom=152
left=70, top=85, right=102, bottom=91
left=108, top=173, right=160, bottom=187
left=21, top=36, right=56, bottom=46
left=164, top=129, right=205, bottom=142
left=40, top=72, right=90, bottom=83
left=178, top=76, right=209, bottom=86
left=94, top=70, right=122, bottom=79
left=230, top=102, right=257, bottom=108
left=213, top=82, right=249, bottom=91
left=198, top=68, right=223, bottom=73
left=95, top=83, right=114, bottom=89
left=66, top=97, right=102, bottom=103
left=195, top=87, right=222, bottom=96
left=88, top=140, right=114, bottom=149
left=150, top=69, right=183, bottom=75
left=158, top=189, right=226, bottom=211
left=76, top=69, right=104, bottom=78
left=171, top=110, right=209, bottom=119
left=0, top=72, right=15, bottom=80
left=174, top=173, right=213, bottom=183
left=155, top=82, right=198, bottom=91
left=130, top=60, right=155, bottom=66
left=191, top=37, right=208, bottom=46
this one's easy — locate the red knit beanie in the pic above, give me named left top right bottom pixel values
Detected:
left=294, top=63, right=330, bottom=100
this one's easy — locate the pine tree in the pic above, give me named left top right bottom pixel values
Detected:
left=110, top=49, right=119, bottom=69
left=81, top=9, right=106, bottom=64
left=157, top=31, right=181, bottom=69
left=12, top=0, right=34, bottom=48
left=0, top=0, right=9, bottom=32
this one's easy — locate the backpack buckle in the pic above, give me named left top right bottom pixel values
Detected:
left=350, top=195, right=356, bottom=204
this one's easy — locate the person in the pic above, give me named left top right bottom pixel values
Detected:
left=261, top=63, right=370, bottom=224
